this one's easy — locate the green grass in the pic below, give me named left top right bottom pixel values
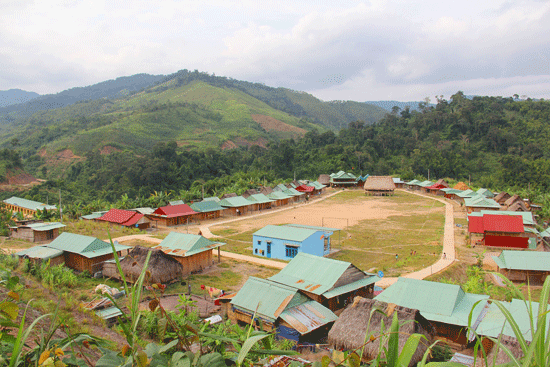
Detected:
left=61, top=219, right=144, bottom=239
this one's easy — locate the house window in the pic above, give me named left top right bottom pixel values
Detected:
left=285, top=246, right=298, bottom=258
left=257, top=240, right=261, bottom=245
left=324, top=237, right=329, bottom=251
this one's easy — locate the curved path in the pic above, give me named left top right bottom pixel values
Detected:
left=375, top=189, right=456, bottom=288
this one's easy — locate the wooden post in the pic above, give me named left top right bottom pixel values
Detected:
left=217, top=247, right=221, bottom=263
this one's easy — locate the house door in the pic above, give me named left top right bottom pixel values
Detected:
left=266, top=243, right=271, bottom=258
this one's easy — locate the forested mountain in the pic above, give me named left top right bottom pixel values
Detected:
left=0, top=89, right=39, bottom=107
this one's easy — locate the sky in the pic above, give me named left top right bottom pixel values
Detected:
left=1, top=0, right=549, bottom=102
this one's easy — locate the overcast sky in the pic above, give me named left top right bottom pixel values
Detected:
left=1, top=0, right=549, bottom=102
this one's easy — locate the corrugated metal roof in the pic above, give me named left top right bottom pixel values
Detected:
left=322, top=276, right=379, bottom=298
left=374, top=278, right=489, bottom=327
left=283, top=188, right=305, bottom=196
left=467, top=215, right=485, bottom=234
left=456, top=189, right=476, bottom=198
left=441, top=188, right=462, bottom=194
left=80, top=211, right=107, bottom=220
left=245, top=194, right=274, bottom=204
left=476, top=188, right=495, bottom=198
left=493, top=251, right=550, bottom=271
left=267, top=191, right=292, bottom=200
left=477, top=299, right=550, bottom=341
left=231, top=277, right=309, bottom=321
left=279, top=300, right=337, bottom=334
left=169, top=200, right=185, bottom=206
left=476, top=210, right=535, bottom=226
left=392, top=177, right=404, bottom=184
left=132, top=207, right=155, bottom=215
left=16, top=245, right=64, bottom=259
left=190, top=201, right=225, bottom=213
left=309, top=181, right=326, bottom=189
left=405, top=179, right=421, bottom=185
left=202, top=197, right=221, bottom=202
left=154, top=232, right=224, bottom=257
left=47, top=232, right=130, bottom=258
left=219, top=196, right=252, bottom=208
left=330, top=171, right=356, bottom=180
left=3, top=196, right=57, bottom=211
left=153, top=204, right=197, bottom=218
left=269, top=253, right=352, bottom=296
left=97, top=209, right=143, bottom=226
left=483, top=214, right=524, bottom=233
left=25, top=222, right=65, bottom=231
left=254, top=225, right=318, bottom=242
left=464, top=196, right=501, bottom=209
left=418, top=180, right=434, bottom=187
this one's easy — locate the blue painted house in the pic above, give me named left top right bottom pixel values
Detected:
left=252, top=224, right=335, bottom=260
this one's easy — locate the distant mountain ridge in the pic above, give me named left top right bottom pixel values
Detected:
left=364, top=100, right=425, bottom=112
left=0, top=89, right=40, bottom=107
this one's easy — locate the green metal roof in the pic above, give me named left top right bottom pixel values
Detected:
left=219, top=196, right=252, bottom=208
left=541, top=228, right=550, bottom=237
left=267, top=191, right=292, bottom=200
left=47, top=232, right=130, bottom=258
left=374, top=278, right=489, bottom=327
left=464, top=196, right=501, bottom=209
left=231, top=277, right=309, bottom=322
left=456, top=189, right=476, bottom=198
left=283, top=188, right=304, bottom=197
left=405, top=179, right=421, bottom=185
left=245, top=194, right=274, bottom=204
left=441, top=188, right=462, bottom=194
left=169, top=200, right=185, bottom=206
left=80, top=211, right=107, bottom=220
left=275, top=184, right=290, bottom=191
left=3, top=196, right=57, bottom=211
left=16, top=245, right=64, bottom=260
left=476, top=188, right=495, bottom=198
left=269, top=253, right=354, bottom=296
left=12, top=222, right=66, bottom=231
left=477, top=299, right=550, bottom=341
left=202, top=197, right=221, bottom=202
left=253, top=225, right=318, bottom=242
left=189, top=201, right=225, bottom=213
left=330, top=171, right=356, bottom=180
left=493, top=250, right=550, bottom=271
left=322, top=276, right=379, bottom=298
left=279, top=300, right=337, bottom=334
left=418, top=180, right=434, bottom=187
left=155, top=232, right=224, bottom=257
left=309, top=181, right=326, bottom=189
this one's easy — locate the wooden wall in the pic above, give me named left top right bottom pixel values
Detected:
left=173, top=250, right=213, bottom=276
left=65, top=252, right=122, bottom=274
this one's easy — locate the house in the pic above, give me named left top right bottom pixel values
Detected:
left=267, top=191, right=292, bottom=207
left=328, top=297, right=434, bottom=367
left=317, top=174, right=331, bottom=186
left=3, top=196, right=57, bottom=217
left=375, top=278, right=489, bottom=346
left=392, top=177, right=405, bottom=188
left=96, top=208, right=150, bottom=229
left=363, top=176, right=396, bottom=196
left=219, top=196, right=253, bottom=216
left=189, top=200, right=226, bottom=220
left=252, top=224, right=335, bottom=260
left=153, top=232, right=224, bottom=275
left=9, top=222, right=65, bottom=242
left=307, top=181, right=326, bottom=195
left=508, top=201, right=529, bottom=212
left=80, top=211, right=108, bottom=220
left=494, top=192, right=511, bottom=205
left=45, top=232, right=130, bottom=274
left=425, top=182, right=448, bottom=195
left=455, top=189, right=478, bottom=203
left=434, top=179, right=449, bottom=188
left=102, top=245, right=183, bottom=284
left=147, top=204, right=197, bottom=226
left=202, top=196, right=221, bottom=202
left=453, top=182, right=470, bottom=190
left=418, top=181, right=434, bottom=193
left=476, top=188, right=495, bottom=198
left=245, top=193, right=274, bottom=211
left=228, top=277, right=337, bottom=342
left=405, top=179, right=421, bottom=190
left=329, top=171, right=357, bottom=187
left=464, top=195, right=501, bottom=212
left=467, top=213, right=530, bottom=249
left=440, top=188, right=462, bottom=200
left=269, top=253, right=379, bottom=313
left=492, top=250, right=550, bottom=284
left=295, top=184, right=314, bottom=195
left=282, top=187, right=306, bottom=202
left=15, top=246, right=65, bottom=267
left=355, top=175, right=368, bottom=186
left=503, top=194, right=522, bottom=209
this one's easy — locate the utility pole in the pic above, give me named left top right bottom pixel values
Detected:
left=59, top=189, right=62, bottom=222
left=428, top=169, right=430, bottom=181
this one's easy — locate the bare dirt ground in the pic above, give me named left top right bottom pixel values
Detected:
left=251, top=114, right=307, bottom=135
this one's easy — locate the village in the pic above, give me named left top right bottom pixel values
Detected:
left=2, top=172, right=549, bottom=366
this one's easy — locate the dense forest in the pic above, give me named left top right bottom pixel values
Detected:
left=2, top=92, right=550, bottom=220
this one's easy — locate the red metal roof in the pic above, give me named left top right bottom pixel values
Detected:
left=295, top=185, right=314, bottom=193
left=468, top=216, right=485, bottom=234
left=122, top=213, right=144, bottom=226
left=153, top=204, right=197, bottom=218
left=97, top=209, right=145, bottom=227
left=483, top=214, right=524, bottom=233
left=426, top=183, right=447, bottom=190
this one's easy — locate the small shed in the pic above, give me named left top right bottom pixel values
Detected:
left=229, top=277, right=337, bottom=342
left=328, top=297, right=434, bottom=367
left=148, top=204, right=197, bottom=226
left=102, top=245, right=183, bottom=284
left=363, top=176, right=396, bottom=196
left=245, top=193, right=275, bottom=211
left=153, top=232, right=224, bottom=275
left=392, top=177, right=405, bottom=188
left=46, top=232, right=131, bottom=274
left=253, top=225, right=334, bottom=260
left=267, top=191, right=292, bottom=207
left=96, top=208, right=150, bottom=229
left=15, top=245, right=65, bottom=266
left=308, top=181, right=327, bottom=195
left=405, top=179, right=422, bottom=190
left=464, top=195, right=501, bottom=212
left=269, top=253, right=379, bottom=313
left=9, top=222, right=65, bottom=242
left=492, top=250, right=550, bottom=284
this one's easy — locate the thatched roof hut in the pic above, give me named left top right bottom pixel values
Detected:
left=504, top=194, right=521, bottom=207
left=328, top=297, right=434, bottom=367
left=435, top=179, right=449, bottom=188
left=454, top=182, right=470, bottom=190
left=507, top=201, right=529, bottom=212
left=103, top=246, right=183, bottom=284
left=317, top=174, right=331, bottom=186
left=485, top=335, right=525, bottom=365
left=494, top=192, right=511, bottom=205
left=364, top=176, right=396, bottom=196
